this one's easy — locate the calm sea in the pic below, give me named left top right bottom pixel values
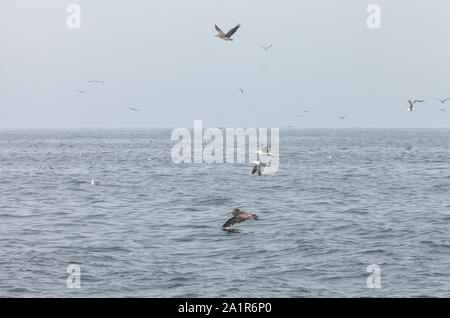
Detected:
left=0, top=129, right=449, bottom=297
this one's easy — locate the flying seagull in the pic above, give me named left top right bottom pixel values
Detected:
left=238, top=88, right=244, bottom=94
left=128, top=107, right=140, bottom=112
left=214, top=24, right=241, bottom=41
left=77, top=89, right=85, bottom=94
left=261, top=44, right=273, bottom=51
left=339, top=116, right=346, bottom=120
left=250, top=161, right=270, bottom=176
left=407, top=99, right=425, bottom=112
left=221, top=208, right=258, bottom=229
left=435, top=97, right=450, bottom=104
left=91, top=178, right=100, bottom=185
left=254, top=144, right=276, bottom=157
left=38, top=163, right=53, bottom=171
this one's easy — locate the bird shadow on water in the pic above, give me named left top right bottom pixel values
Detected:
left=222, top=228, right=242, bottom=234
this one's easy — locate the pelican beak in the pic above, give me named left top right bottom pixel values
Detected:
left=221, top=211, right=233, bottom=216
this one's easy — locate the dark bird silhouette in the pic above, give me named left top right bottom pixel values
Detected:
left=407, top=99, right=425, bottom=112
left=221, top=208, right=258, bottom=228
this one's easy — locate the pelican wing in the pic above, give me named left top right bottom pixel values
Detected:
left=222, top=212, right=252, bottom=228
left=251, top=164, right=258, bottom=175
left=215, top=25, right=225, bottom=36
left=222, top=216, right=245, bottom=228
left=225, top=24, right=240, bottom=37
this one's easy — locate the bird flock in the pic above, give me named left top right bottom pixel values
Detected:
left=70, top=23, right=448, bottom=231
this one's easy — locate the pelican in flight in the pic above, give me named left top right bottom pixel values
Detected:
left=250, top=160, right=270, bottom=176
left=253, top=144, right=276, bottom=157
left=261, top=44, right=273, bottom=51
left=214, top=24, right=241, bottom=41
left=128, top=107, right=140, bottom=112
left=221, top=208, right=258, bottom=229
left=435, top=97, right=450, bottom=104
left=407, top=99, right=425, bottom=112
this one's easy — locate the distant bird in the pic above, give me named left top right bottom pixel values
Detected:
left=250, top=160, right=270, bottom=176
left=38, top=163, right=53, bottom=171
left=238, top=88, right=244, bottom=94
left=407, top=99, right=425, bottom=112
left=91, top=178, right=100, bottom=185
left=86, top=80, right=104, bottom=84
left=339, top=116, right=346, bottom=120
left=406, top=145, right=413, bottom=152
left=261, top=44, right=273, bottom=51
left=128, top=107, right=140, bottom=112
left=221, top=208, right=258, bottom=229
left=435, top=108, right=447, bottom=114
left=77, top=89, right=85, bottom=94
left=254, top=144, right=276, bottom=157
left=214, top=24, right=241, bottom=41
left=435, top=97, right=450, bottom=104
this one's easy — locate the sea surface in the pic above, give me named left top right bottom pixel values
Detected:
left=0, top=128, right=449, bottom=297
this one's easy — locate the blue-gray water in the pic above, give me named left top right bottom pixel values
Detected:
left=1, top=129, right=449, bottom=297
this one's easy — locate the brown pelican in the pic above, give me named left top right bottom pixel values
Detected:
left=250, top=161, right=270, bottom=176
left=221, top=208, right=258, bottom=228
left=253, top=144, right=276, bottom=157
left=214, top=24, right=241, bottom=41
left=407, top=99, right=425, bottom=112
left=261, top=44, right=273, bottom=51
left=435, top=97, right=450, bottom=104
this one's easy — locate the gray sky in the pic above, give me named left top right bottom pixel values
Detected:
left=2, top=0, right=450, bottom=129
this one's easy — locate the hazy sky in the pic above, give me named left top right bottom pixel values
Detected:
left=2, top=0, right=450, bottom=128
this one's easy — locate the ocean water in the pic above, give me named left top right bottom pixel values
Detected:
left=0, top=128, right=449, bottom=297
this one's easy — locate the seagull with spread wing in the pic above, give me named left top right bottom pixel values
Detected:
left=214, top=24, right=241, bottom=41
left=253, top=144, right=276, bottom=157
left=435, top=97, right=450, bottom=104
left=250, top=161, right=270, bottom=176
left=261, top=44, right=273, bottom=51
left=221, top=208, right=258, bottom=229
left=407, top=99, right=425, bottom=112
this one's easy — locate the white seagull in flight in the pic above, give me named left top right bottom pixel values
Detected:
left=253, top=144, right=276, bottom=157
